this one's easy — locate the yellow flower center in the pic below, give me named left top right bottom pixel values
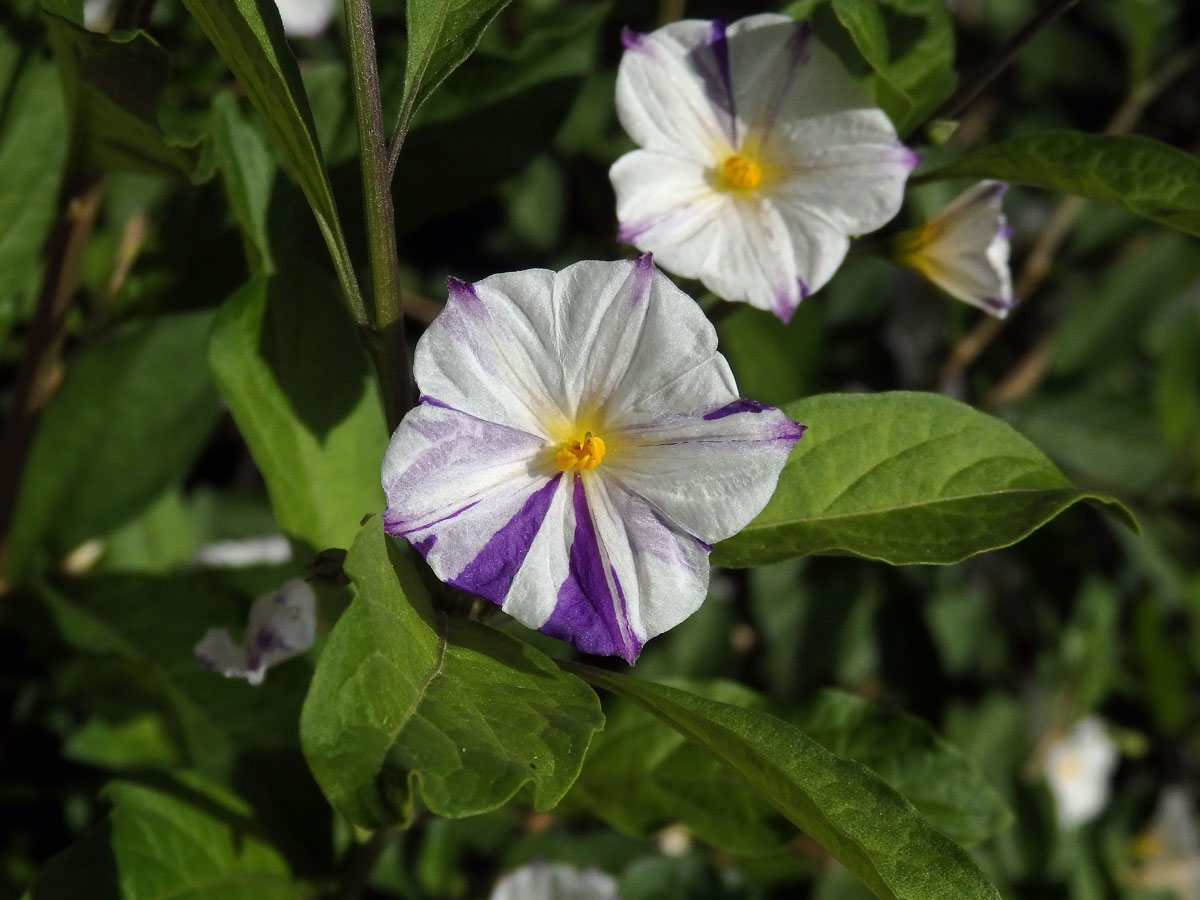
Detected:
left=718, top=153, right=763, bottom=192
left=555, top=432, right=606, bottom=472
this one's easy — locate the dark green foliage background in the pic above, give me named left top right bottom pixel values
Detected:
left=2, top=0, right=1199, bottom=898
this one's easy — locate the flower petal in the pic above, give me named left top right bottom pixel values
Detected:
left=275, top=0, right=337, bottom=37
left=414, top=272, right=567, bottom=435
left=616, top=20, right=736, bottom=160
left=606, top=399, right=804, bottom=543
left=914, top=181, right=1014, bottom=316
left=489, top=862, right=619, bottom=900
left=194, top=579, right=316, bottom=685
left=540, top=475, right=711, bottom=663
left=611, top=150, right=723, bottom=248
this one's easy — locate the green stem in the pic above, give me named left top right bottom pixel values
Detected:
left=345, top=0, right=415, bottom=430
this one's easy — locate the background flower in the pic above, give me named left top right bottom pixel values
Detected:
left=611, top=13, right=916, bottom=321
left=1043, top=716, right=1119, bottom=828
left=194, top=578, right=317, bottom=684
left=896, top=181, right=1014, bottom=317
left=382, top=257, right=802, bottom=663
left=488, top=862, right=619, bottom=900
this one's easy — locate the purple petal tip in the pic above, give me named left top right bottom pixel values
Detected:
left=620, top=26, right=644, bottom=50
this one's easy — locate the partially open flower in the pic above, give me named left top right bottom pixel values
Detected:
left=194, top=578, right=316, bottom=685
left=611, top=14, right=916, bottom=322
left=895, top=181, right=1014, bottom=317
left=1043, top=716, right=1119, bottom=828
left=275, top=0, right=337, bottom=39
left=489, top=862, right=619, bottom=900
left=382, top=257, right=803, bottom=663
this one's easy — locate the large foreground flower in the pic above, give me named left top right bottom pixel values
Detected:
left=611, top=13, right=917, bottom=322
left=382, top=257, right=803, bottom=663
left=895, top=181, right=1014, bottom=317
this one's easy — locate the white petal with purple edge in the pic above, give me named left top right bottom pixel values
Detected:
left=194, top=579, right=316, bottom=685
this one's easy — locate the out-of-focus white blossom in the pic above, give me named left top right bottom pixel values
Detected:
left=895, top=181, right=1014, bottom=317
left=194, top=578, right=316, bottom=685
left=84, top=0, right=336, bottom=37
left=194, top=535, right=293, bottom=568
left=1131, top=787, right=1200, bottom=900
left=1043, top=716, right=1119, bottom=828
left=488, top=863, right=619, bottom=900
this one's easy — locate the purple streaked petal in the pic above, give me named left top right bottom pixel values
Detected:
left=620, top=26, right=644, bottom=51
left=703, top=398, right=773, bottom=420
left=628, top=252, right=654, bottom=305
left=708, top=19, right=736, bottom=143
left=449, top=475, right=562, bottom=602
left=541, top=477, right=642, bottom=663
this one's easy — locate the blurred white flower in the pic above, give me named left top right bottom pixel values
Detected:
left=194, top=578, right=316, bottom=685
left=194, top=535, right=293, bottom=568
left=84, top=0, right=336, bottom=37
left=611, top=13, right=915, bottom=321
left=275, top=0, right=337, bottom=38
left=1043, top=716, right=1119, bottom=828
left=1132, top=787, right=1200, bottom=900
left=489, top=863, right=619, bottom=900
left=895, top=181, right=1014, bottom=317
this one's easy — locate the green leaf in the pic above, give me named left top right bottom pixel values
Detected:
left=210, top=91, right=276, bottom=272
left=568, top=667, right=1001, bottom=900
left=300, top=517, right=604, bottom=828
left=32, top=773, right=316, bottom=899
left=924, top=131, right=1200, bottom=238
left=178, top=0, right=359, bottom=306
left=790, top=690, right=1012, bottom=848
left=0, top=53, right=67, bottom=331
left=712, top=391, right=1135, bottom=567
left=41, top=12, right=206, bottom=180
left=393, top=0, right=514, bottom=150
left=7, top=311, right=221, bottom=580
left=560, top=681, right=790, bottom=855
left=717, top=302, right=821, bottom=409
left=208, top=274, right=386, bottom=551
left=811, top=0, right=955, bottom=134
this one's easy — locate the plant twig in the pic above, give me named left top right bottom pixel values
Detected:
left=345, top=0, right=416, bottom=430
left=327, top=829, right=393, bottom=900
left=913, top=0, right=1079, bottom=138
left=0, top=175, right=106, bottom=588
left=938, top=43, right=1200, bottom=397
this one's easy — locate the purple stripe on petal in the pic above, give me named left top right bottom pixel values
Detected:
left=703, top=398, right=773, bottom=420
left=542, top=478, right=642, bottom=663
left=761, top=21, right=813, bottom=136
left=798, top=276, right=810, bottom=299
left=628, top=253, right=654, bottom=306
left=388, top=497, right=483, bottom=537
left=981, top=296, right=1013, bottom=312
left=449, top=476, right=562, bottom=603
left=997, top=222, right=1013, bottom=240
left=446, top=276, right=482, bottom=313
left=412, top=534, right=437, bottom=555
left=709, top=19, right=736, bottom=142
left=620, top=26, right=644, bottom=51
left=776, top=420, right=807, bottom=442
left=901, top=147, right=923, bottom=171
left=419, top=394, right=453, bottom=410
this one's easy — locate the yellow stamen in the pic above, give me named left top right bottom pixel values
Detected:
left=555, top=432, right=607, bottom=472
left=718, top=153, right=763, bottom=191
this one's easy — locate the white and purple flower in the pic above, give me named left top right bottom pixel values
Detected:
left=895, top=181, right=1014, bottom=317
left=381, top=257, right=803, bottom=664
left=488, top=862, right=619, bottom=900
left=610, top=13, right=917, bottom=322
left=194, top=578, right=316, bottom=685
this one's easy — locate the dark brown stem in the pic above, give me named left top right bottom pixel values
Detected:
left=912, top=0, right=1079, bottom=139
left=0, top=175, right=106, bottom=588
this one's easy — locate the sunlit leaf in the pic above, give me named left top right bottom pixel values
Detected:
left=300, top=517, right=604, bottom=827
left=713, top=392, right=1135, bottom=567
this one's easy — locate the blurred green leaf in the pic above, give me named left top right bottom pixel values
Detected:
left=7, top=310, right=221, bottom=579
left=179, top=0, right=359, bottom=305
left=41, top=12, right=206, bottom=180
left=208, top=274, right=385, bottom=551
left=568, top=666, right=1002, bottom=900
left=790, top=690, right=1012, bottom=848
left=393, top=0, right=514, bottom=150
left=713, top=392, right=1134, bottom=567
left=718, top=302, right=821, bottom=409
left=1153, top=304, right=1200, bottom=449
left=32, top=773, right=316, bottom=899
left=0, top=53, right=67, bottom=333
left=925, top=131, right=1200, bottom=237
left=560, top=681, right=790, bottom=856
left=300, top=517, right=604, bottom=828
